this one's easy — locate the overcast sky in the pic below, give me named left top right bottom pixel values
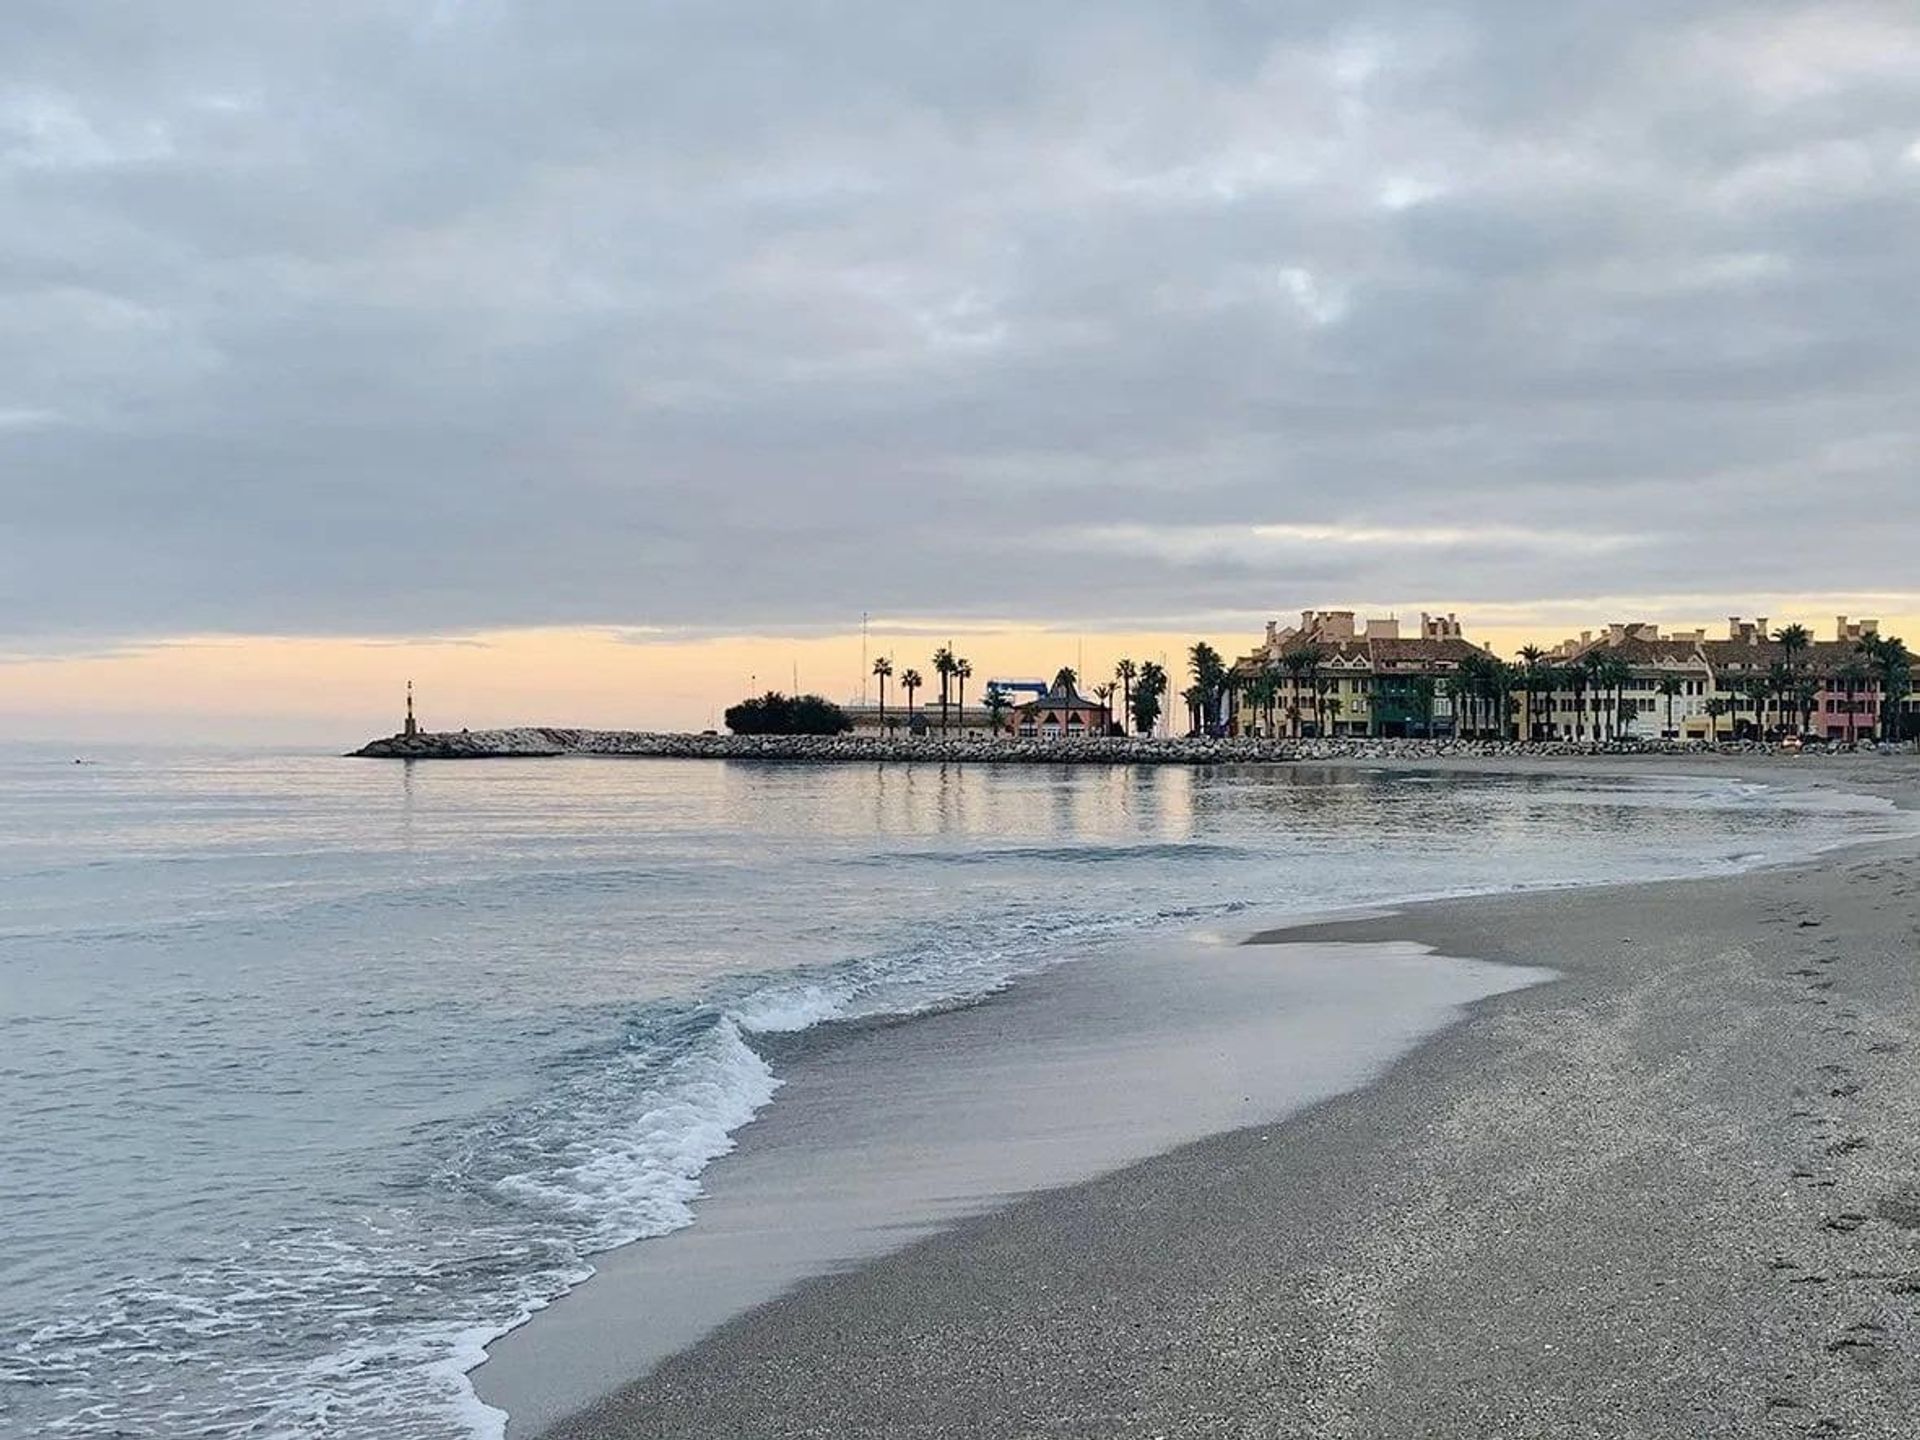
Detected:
left=5, top=1, right=1918, bottom=653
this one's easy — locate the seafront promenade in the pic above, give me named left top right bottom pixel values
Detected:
left=349, top=727, right=1899, bottom=764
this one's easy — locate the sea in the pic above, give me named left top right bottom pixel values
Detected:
left=0, top=747, right=1909, bottom=1438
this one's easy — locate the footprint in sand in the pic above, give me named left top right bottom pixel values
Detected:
left=1873, top=1191, right=1920, bottom=1229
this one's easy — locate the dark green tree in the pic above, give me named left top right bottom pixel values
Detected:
left=724, top=692, right=853, bottom=735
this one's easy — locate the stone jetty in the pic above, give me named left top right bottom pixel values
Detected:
left=349, top=728, right=1867, bottom=764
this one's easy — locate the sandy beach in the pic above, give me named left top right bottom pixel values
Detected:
left=518, top=756, right=1920, bottom=1439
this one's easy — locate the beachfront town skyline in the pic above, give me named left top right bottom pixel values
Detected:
left=830, top=608, right=1918, bottom=745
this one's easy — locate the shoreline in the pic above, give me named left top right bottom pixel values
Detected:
left=501, top=755, right=1920, bottom=1439
left=345, top=727, right=1901, bottom=764
left=476, top=931, right=1550, bottom=1435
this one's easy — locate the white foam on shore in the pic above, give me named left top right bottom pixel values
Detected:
left=488, top=1017, right=781, bottom=1246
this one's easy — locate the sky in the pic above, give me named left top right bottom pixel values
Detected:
left=3, top=2, right=1918, bottom=740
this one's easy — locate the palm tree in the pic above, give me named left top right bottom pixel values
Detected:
left=1255, top=672, right=1283, bottom=736
left=1573, top=652, right=1601, bottom=740
left=1294, top=645, right=1328, bottom=736
left=955, top=657, right=972, bottom=733
left=932, top=645, right=957, bottom=735
left=1410, top=675, right=1438, bottom=738
left=1774, top=624, right=1813, bottom=734
left=1114, top=659, right=1137, bottom=730
left=1765, top=661, right=1797, bottom=740
left=1053, top=665, right=1078, bottom=691
left=1834, top=657, right=1870, bottom=744
left=1188, top=642, right=1227, bottom=735
left=1567, top=660, right=1590, bottom=741
left=1134, top=661, right=1168, bottom=736
left=1745, top=676, right=1773, bottom=740
left=1518, top=644, right=1545, bottom=740
left=1181, top=683, right=1206, bottom=736
left=1279, top=650, right=1315, bottom=736
left=1859, top=634, right=1912, bottom=743
left=1237, top=672, right=1273, bottom=737
left=1704, top=695, right=1727, bottom=740
left=1458, top=652, right=1510, bottom=739
left=1502, top=661, right=1526, bottom=740
left=1656, top=676, right=1683, bottom=739
left=900, top=668, right=923, bottom=727
left=1093, top=681, right=1116, bottom=735
left=1595, top=655, right=1632, bottom=740
left=983, top=680, right=1012, bottom=735
left=872, top=656, right=893, bottom=732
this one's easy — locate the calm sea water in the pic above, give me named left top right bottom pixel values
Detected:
left=0, top=749, right=1907, bottom=1438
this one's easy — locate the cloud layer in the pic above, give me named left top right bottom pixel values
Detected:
left=4, top=1, right=1918, bottom=644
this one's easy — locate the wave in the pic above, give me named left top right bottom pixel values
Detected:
left=869, top=840, right=1248, bottom=866
left=16, top=767, right=1916, bottom=1440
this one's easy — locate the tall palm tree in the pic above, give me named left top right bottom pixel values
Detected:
left=1188, top=642, right=1227, bottom=735
left=1518, top=644, right=1545, bottom=739
left=1597, top=655, right=1633, bottom=740
left=1093, top=681, right=1116, bottom=735
left=1134, top=660, right=1168, bottom=735
left=984, top=680, right=1011, bottom=736
left=1279, top=650, right=1315, bottom=736
left=932, top=645, right=957, bottom=735
left=1767, top=662, right=1797, bottom=738
left=1577, top=652, right=1605, bottom=741
left=1295, top=645, right=1328, bottom=737
left=1181, top=683, right=1206, bottom=736
left=1656, top=675, right=1683, bottom=739
left=1704, top=695, right=1727, bottom=740
left=872, top=656, right=893, bottom=731
left=900, top=668, right=923, bottom=727
left=1834, top=656, right=1870, bottom=744
left=1745, top=676, right=1773, bottom=740
left=955, top=657, right=972, bottom=733
left=1774, top=624, right=1813, bottom=734
left=1859, top=634, right=1912, bottom=743
left=1114, top=659, right=1137, bottom=729
left=1249, top=671, right=1280, bottom=736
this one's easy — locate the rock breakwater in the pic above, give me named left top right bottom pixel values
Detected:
left=348, top=729, right=1881, bottom=764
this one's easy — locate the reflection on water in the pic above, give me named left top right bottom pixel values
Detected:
left=0, top=750, right=1907, bottom=1438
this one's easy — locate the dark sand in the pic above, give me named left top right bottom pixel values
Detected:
left=537, top=756, right=1920, bottom=1439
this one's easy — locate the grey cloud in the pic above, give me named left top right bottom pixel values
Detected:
left=3, top=1, right=1918, bottom=645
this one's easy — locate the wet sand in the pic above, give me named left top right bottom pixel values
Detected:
left=523, top=756, right=1920, bottom=1438
left=477, top=935, right=1548, bottom=1434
